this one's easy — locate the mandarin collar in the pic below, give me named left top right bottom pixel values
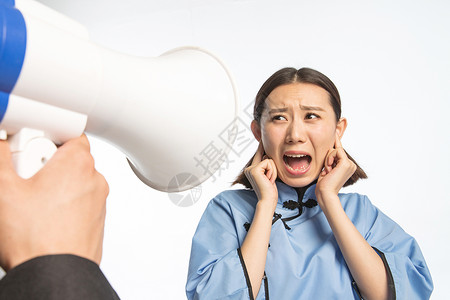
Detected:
left=275, top=180, right=317, bottom=204
left=273, top=180, right=318, bottom=223
left=242, top=181, right=319, bottom=233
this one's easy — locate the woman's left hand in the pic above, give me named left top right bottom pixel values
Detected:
left=316, top=132, right=356, bottom=201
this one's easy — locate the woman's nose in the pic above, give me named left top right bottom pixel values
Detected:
left=285, top=119, right=306, bottom=144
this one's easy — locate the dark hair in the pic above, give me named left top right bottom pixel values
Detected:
left=233, top=67, right=367, bottom=189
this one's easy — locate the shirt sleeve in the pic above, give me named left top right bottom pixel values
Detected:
left=186, top=195, right=253, bottom=300
left=361, top=196, right=434, bottom=299
left=0, top=254, right=120, bottom=300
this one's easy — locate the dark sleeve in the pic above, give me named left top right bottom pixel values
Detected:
left=0, top=254, right=120, bottom=300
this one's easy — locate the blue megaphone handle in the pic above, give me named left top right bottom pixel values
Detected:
left=0, top=0, right=26, bottom=122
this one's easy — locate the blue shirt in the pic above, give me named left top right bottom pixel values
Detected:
left=186, top=181, right=433, bottom=299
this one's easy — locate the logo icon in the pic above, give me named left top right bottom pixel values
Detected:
left=168, top=173, right=202, bottom=207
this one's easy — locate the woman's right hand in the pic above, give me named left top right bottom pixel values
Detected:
left=241, top=143, right=278, bottom=296
left=244, top=142, right=278, bottom=210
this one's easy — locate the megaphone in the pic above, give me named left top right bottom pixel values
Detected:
left=0, top=0, right=238, bottom=192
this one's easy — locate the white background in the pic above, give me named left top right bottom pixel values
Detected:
left=33, top=0, right=450, bottom=299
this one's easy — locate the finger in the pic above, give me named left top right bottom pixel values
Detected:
left=330, top=151, right=339, bottom=169
left=41, top=135, right=94, bottom=178
left=265, top=165, right=273, bottom=180
left=325, top=149, right=337, bottom=172
left=267, top=159, right=276, bottom=181
left=326, top=154, right=333, bottom=172
left=58, top=134, right=90, bottom=153
left=334, top=131, right=343, bottom=149
left=51, top=134, right=92, bottom=165
left=251, top=142, right=264, bottom=166
left=76, top=134, right=90, bottom=151
left=327, top=151, right=335, bottom=167
left=268, top=159, right=277, bottom=183
left=333, top=132, right=350, bottom=161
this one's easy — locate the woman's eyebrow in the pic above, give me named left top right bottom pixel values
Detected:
left=268, top=107, right=288, bottom=114
left=299, top=105, right=325, bottom=111
left=268, top=105, right=325, bottom=114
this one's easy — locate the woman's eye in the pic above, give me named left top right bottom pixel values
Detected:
left=272, top=115, right=287, bottom=121
left=305, top=113, right=319, bottom=120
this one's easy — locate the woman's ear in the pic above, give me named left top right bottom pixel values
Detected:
left=336, top=118, right=347, bottom=140
left=251, top=120, right=262, bottom=141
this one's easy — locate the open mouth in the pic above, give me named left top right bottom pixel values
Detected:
left=283, top=153, right=312, bottom=173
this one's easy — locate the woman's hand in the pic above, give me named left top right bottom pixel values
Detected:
left=244, top=142, right=278, bottom=210
left=315, top=133, right=391, bottom=300
left=241, top=142, right=278, bottom=297
left=316, top=132, right=356, bottom=202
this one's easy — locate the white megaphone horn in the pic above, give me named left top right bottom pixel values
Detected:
left=0, top=0, right=239, bottom=192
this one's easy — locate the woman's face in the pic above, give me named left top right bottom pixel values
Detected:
left=251, top=82, right=347, bottom=188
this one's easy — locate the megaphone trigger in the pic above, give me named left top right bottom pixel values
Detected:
left=8, top=128, right=57, bottom=179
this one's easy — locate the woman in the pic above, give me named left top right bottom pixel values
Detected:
left=186, top=67, right=433, bottom=299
